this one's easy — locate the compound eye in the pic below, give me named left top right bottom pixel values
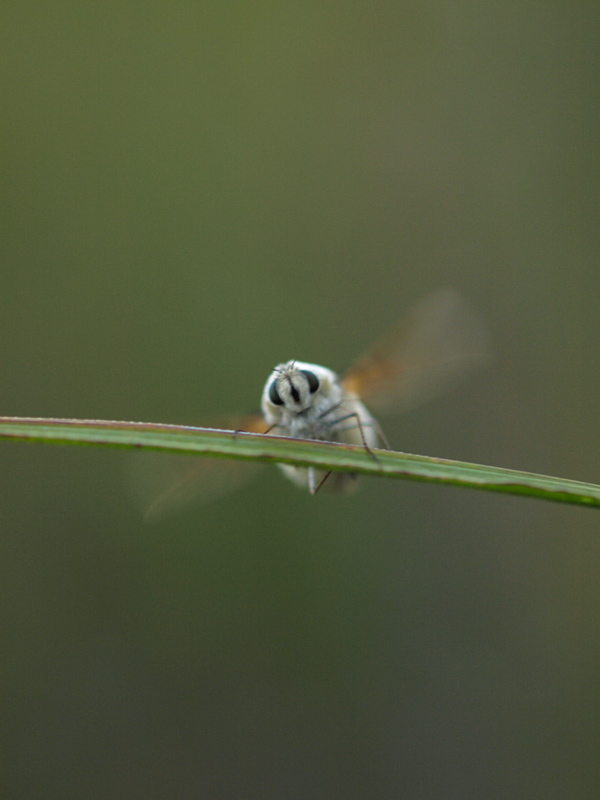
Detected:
left=301, top=370, right=319, bottom=394
left=268, top=381, right=284, bottom=406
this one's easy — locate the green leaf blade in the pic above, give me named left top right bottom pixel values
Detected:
left=0, top=416, right=598, bottom=509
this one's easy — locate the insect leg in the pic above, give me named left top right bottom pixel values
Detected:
left=313, top=469, right=332, bottom=495
left=318, top=401, right=344, bottom=420
left=326, top=411, right=381, bottom=463
left=368, top=417, right=390, bottom=450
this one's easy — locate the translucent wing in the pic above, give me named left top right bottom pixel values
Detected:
left=125, top=415, right=265, bottom=522
left=341, top=289, right=490, bottom=415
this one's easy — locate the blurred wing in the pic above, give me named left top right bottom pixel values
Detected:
left=125, top=414, right=265, bottom=522
left=341, top=288, right=490, bottom=415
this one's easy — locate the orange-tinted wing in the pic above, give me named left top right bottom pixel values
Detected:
left=126, top=414, right=266, bottom=521
left=341, top=289, right=489, bottom=415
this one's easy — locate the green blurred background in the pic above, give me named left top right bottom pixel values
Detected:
left=2, top=3, right=599, bottom=798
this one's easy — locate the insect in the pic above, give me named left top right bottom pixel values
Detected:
left=129, top=289, right=488, bottom=520
left=258, top=359, right=385, bottom=495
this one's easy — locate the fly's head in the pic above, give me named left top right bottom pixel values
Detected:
left=261, top=361, right=341, bottom=429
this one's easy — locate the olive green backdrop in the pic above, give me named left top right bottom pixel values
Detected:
left=2, top=3, right=599, bottom=798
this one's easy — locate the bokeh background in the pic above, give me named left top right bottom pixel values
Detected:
left=2, top=3, right=599, bottom=798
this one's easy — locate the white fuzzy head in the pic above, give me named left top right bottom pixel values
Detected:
left=260, top=360, right=341, bottom=428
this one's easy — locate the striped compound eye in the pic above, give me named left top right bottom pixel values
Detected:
left=301, top=370, right=319, bottom=393
left=268, top=381, right=284, bottom=405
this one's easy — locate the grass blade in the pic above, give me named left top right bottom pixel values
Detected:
left=0, top=416, right=598, bottom=509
